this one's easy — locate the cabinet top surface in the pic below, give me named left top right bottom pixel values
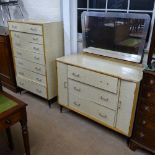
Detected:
left=57, top=53, right=143, bottom=83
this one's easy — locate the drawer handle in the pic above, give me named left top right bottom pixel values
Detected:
left=33, top=37, right=38, bottom=41
left=17, top=52, right=22, bottom=56
left=99, top=113, right=107, bottom=119
left=15, top=43, right=21, bottom=47
left=15, top=34, right=20, bottom=38
left=30, top=27, right=37, bottom=31
left=19, top=82, right=24, bottom=86
left=144, top=106, right=150, bottom=112
left=5, top=119, right=12, bottom=125
left=18, top=62, right=23, bottom=65
left=139, top=132, right=145, bottom=138
left=36, top=78, right=42, bottom=82
left=100, top=96, right=109, bottom=102
left=72, top=72, right=80, bottom=78
left=19, top=72, right=24, bottom=76
left=73, top=102, right=80, bottom=107
left=33, top=47, right=39, bottom=51
left=64, top=82, right=68, bottom=88
left=142, top=120, right=146, bottom=125
left=36, top=89, right=42, bottom=93
left=74, top=87, right=81, bottom=92
left=35, top=67, right=41, bottom=71
left=12, top=25, right=17, bottom=29
left=34, top=56, right=40, bottom=60
left=106, top=83, right=109, bottom=86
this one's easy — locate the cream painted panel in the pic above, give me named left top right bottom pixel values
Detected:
left=15, top=57, right=46, bottom=75
left=68, top=65, right=118, bottom=93
left=57, top=62, right=68, bottom=106
left=14, top=48, right=45, bottom=65
left=16, top=66, right=46, bottom=86
left=116, top=81, right=136, bottom=134
left=69, top=93, right=116, bottom=127
left=68, top=79, right=118, bottom=110
left=8, top=22, right=43, bottom=35
left=11, top=31, right=43, bottom=44
left=12, top=40, right=44, bottom=54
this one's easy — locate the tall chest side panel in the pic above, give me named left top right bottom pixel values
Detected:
left=116, top=81, right=138, bottom=135
left=44, top=22, right=64, bottom=99
left=57, top=62, right=68, bottom=106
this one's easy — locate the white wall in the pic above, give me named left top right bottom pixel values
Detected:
left=22, top=0, right=62, bottom=21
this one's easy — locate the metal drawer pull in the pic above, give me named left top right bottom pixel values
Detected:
left=73, top=102, right=80, bottom=107
left=144, top=106, right=150, bottom=112
left=33, top=47, right=39, bottom=51
left=19, top=72, right=24, bottom=76
left=99, top=113, right=107, bottom=118
left=15, top=34, right=20, bottom=38
left=36, top=78, right=42, bottom=82
left=5, top=119, right=12, bottom=124
left=33, top=37, right=38, bottom=41
left=12, top=25, right=17, bottom=29
left=15, top=43, right=21, bottom=47
left=64, top=82, right=68, bottom=88
left=147, top=93, right=151, bottom=97
left=30, top=28, right=37, bottom=31
left=72, top=72, right=80, bottom=77
left=139, top=132, right=144, bottom=138
left=19, top=82, right=24, bottom=86
left=17, top=52, right=22, bottom=55
left=100, top=96, right=109, bottom=102
left=35, top=67, right=41, bottom=71
left=36, top=89, right=42, bottom=93
left=18, top=62, right=23, bottom=65
left=34, top=56, right=40, bottom=60
left=106, top=83, right=109, bottom=86
left=74, top=87, right=81, bottom=92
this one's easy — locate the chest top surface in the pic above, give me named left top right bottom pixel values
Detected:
left=57, top=53, right=143, bottom=83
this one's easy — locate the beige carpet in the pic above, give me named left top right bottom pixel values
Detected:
left=0, top=89, right=150, bottom=155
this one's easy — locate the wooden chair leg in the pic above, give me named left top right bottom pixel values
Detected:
left=6, top=128, right=14, bottom=150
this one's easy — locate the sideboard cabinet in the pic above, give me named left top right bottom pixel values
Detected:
left=0, top=33, right=17, bottom=92
left=8, top=20, right=64, bottom=105
left=56, top=53, right=143, bottom=136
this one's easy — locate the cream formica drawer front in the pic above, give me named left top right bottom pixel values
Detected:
left=15, top=57, right=46, bottom=75
left=69, top=94, right=116, bottom=127
left=16, top=66, right=46, bottom=86
left=11, top=31, right=43, bottom=44
left=14, top=48, right=45, bottom=65
left=8, top=22, right=43, bottom=35
left=16, top=76, right=47, bottom=98
left=68, top=66, right=118, bottom=94
left=68, top=79, right=118, bottom=110
left=12, top=40, right=44, bottom=54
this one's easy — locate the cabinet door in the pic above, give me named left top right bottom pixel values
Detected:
left=0, top=35, right=17, bottom=91
left=57, top=62, right=68, bottom=106
left=116, top=80, right=138, bottom=136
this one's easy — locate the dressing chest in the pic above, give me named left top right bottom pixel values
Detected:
left=8, top=20, right=63, bottom=105
left=57, top=53, right=143, bottom=136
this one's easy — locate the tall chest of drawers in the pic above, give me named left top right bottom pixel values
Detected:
left=129, top=71, right=155, bottom=153
left=8, top=20, right=63, bottom=104
left=56, top=53, right=143, bottom=137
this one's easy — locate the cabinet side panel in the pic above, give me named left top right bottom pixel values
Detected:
left=57, top=62, right=68, bottom=105
left=44, top=22, right=64, bottom=99
left=116, top=81, right=137, bottom=135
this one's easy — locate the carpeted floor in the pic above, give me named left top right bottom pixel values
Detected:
left=0, top=89, right=150, bottom=155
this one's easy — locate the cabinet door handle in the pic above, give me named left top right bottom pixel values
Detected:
left=73, top=102, right=80, bottom=107
left=144, top=106, right=150, bottom=112
left=142, top=120, right=146, bottom=125
left=139, top=132, right=144, bottom=138
left=100, top=96, right=109, bottom=102
left=150, top=79, right=154, bottom=85
left=99, top=113, right=107, bottom=119
left=74, top=87, right=81, bottom=92
left=64, top=82, right=68, bottom=88
left=5, top=119, right=12, bottom=125
left=72, top=72, right=80, bottom=78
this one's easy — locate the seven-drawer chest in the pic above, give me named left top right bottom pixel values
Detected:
left=8, top=20, right=63, bottom=104
left=56, top=53, right=143, bottom=136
